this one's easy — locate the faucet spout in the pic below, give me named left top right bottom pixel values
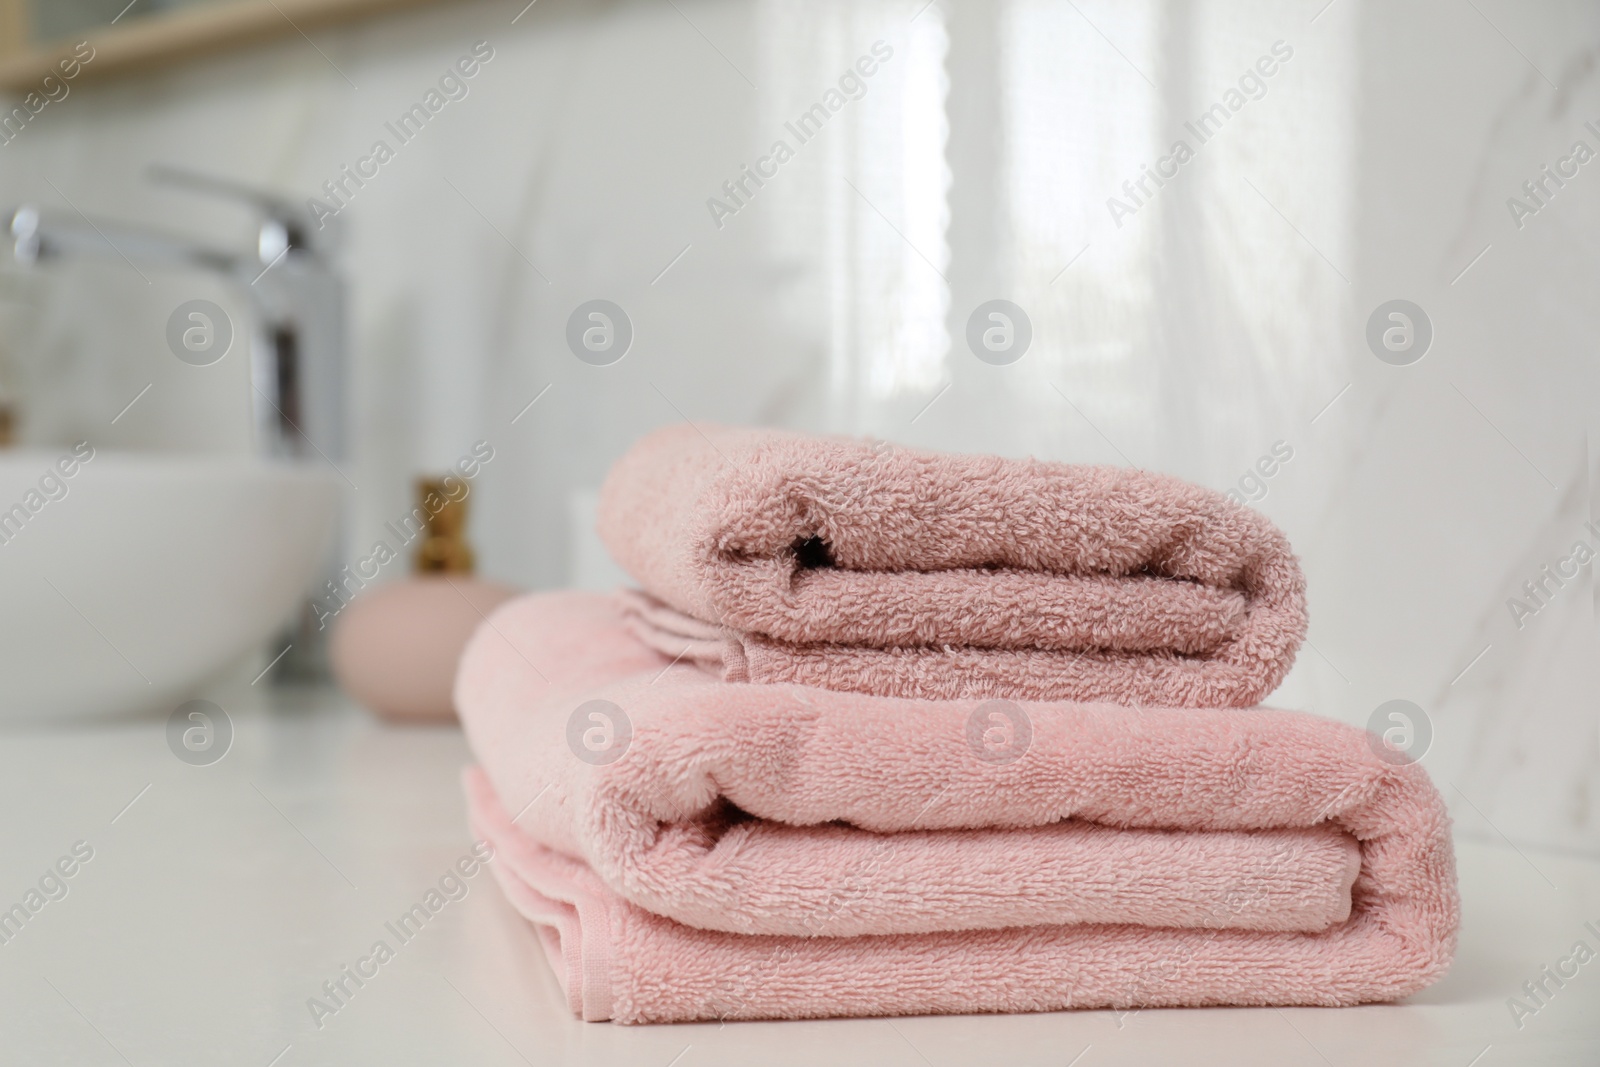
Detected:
left=4, top=178, right=345, bottom=464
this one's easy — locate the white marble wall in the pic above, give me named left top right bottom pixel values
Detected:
left=0, top=0, right=1594, bottom=853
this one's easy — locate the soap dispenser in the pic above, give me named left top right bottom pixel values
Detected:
left=330, top=476, right=517, bottom=722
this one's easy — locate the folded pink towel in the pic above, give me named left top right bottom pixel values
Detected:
left=597, top=424, right=1307, bottom=706
left=456, top=590, right=1458, bottom=1024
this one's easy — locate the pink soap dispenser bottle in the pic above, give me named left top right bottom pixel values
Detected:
left=330, top=476, right=517, bottom=723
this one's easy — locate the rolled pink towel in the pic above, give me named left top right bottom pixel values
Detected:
left=456, top=590, right=1459, bottom=1024
left=597, top=424, right=1307, bottom=706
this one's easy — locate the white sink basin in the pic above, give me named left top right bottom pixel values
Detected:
left=0, top=450, right=339, bottom=721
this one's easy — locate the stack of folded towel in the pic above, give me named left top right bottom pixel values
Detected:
left=456, top=424, right=1459, bottom=1024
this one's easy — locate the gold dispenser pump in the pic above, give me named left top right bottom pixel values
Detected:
left=413, top=477, right=475, bottom=574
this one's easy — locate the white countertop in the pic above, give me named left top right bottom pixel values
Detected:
left=1, top=686, right=1596, bottom=1066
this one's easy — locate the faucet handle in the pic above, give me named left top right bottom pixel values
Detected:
left=147, top=164, right=335, bottom=262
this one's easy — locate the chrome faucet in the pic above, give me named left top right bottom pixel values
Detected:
left=5, top=166, right=347, bottom=678
left=7, top=165, right=346, bottom=462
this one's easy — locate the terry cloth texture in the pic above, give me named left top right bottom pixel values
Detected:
left=596, top=424, right=1307, bottom=707
left=455, top=590, right=1458, bottom=1024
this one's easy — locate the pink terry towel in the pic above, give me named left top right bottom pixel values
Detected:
left=456, top=590, right=1458, bottom=1024
left=596, top=424, right=1307, bottom=707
